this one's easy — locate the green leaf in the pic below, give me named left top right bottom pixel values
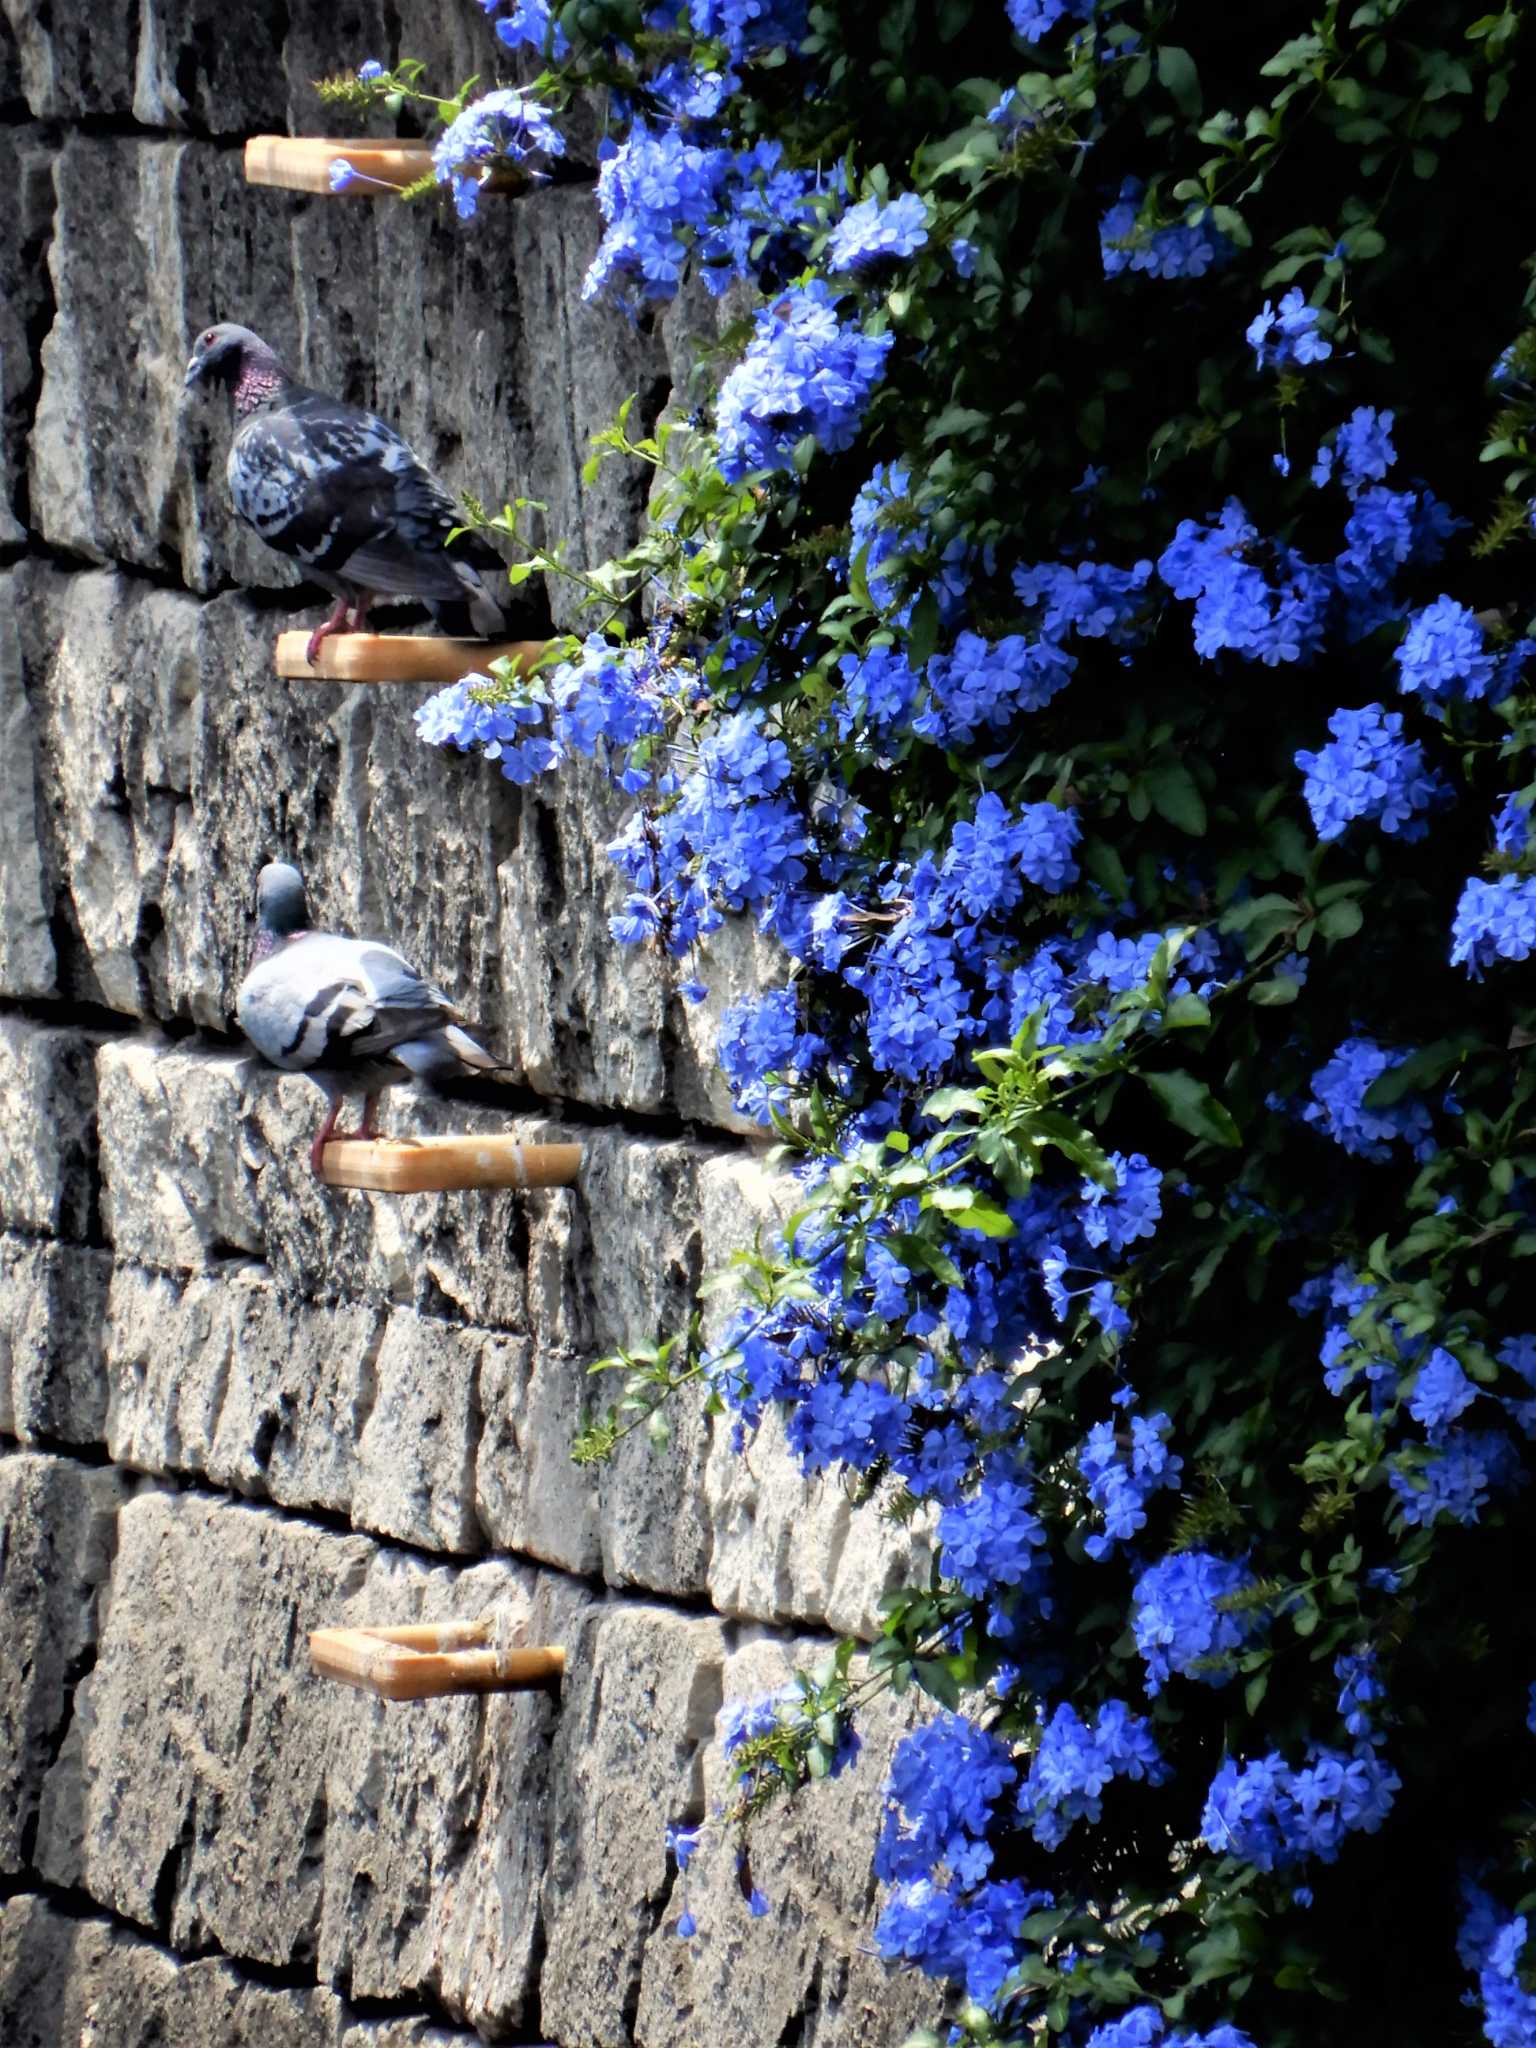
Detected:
left=1144, top=1070, right=1243, bottom=1147
left=1146, top=761, right=1208, bottom=836
left=1158, top=42, right=1203, bottom=115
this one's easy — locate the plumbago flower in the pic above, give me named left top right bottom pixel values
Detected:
left=395, top=1, right=1536, bottom=2039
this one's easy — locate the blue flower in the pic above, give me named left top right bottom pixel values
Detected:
left=717, top=985, right=826, bottom=1122
left=432, top=89, right=565, bottom=218
left=716, top=281, right=894, bottom=479
left=1018, top=1698, right=1169, bottom=1849
left=1247, top=287, right=1332, bottom=369
left=951, top=237, right=978, bottom=277
left=1302, top=1038, right=1435, bottom=1162
left=1467, top=1909, right=1536, bottom=2048
left=1333, top=406, right=1396, bottom=492
left=875, top=1711, right=1017, bottom=1885
left=329, top=158, right=359, bottom=193
left=938, top=1464, right=1049, bottom=1599
left=583, top=124, right=733, bottom=305
left=356, top=59, right=385, bottom=81
left=922, top=630, right=1076, bottom=741
left=1395, top=595, right=1498, bottom=701
left=1202, top=1746, right=1400, bottom=1870
left=1451, top=874, right=1536, bottom=975
left=690, top=0, right=807, bottom=58
left=1390, top=1428, right=1524, bottom=1527
left=1295, top=703, right=1449, bottom=842
left=1079, top=1151, right=1163, bottom=1255
left=491, top=0, right=570, bottom=53
left=1007, top=0, right=1097, bottom=39
left=1100, top=179, right=1231, bottom=281
left=1494, top=790, right=1534, bottom=858
left=1407, top=1346, right=1478, bottom=1438
left=1131, top=1551, right=1260, bottom=1693
left=1335, top=1651, right=1385, bottom=1740
left=827, top=192, right=929, bottom=276
left=785, top=1373, right=910, bottom=1473
left=1078, top=1409, right=1183, bottom=1558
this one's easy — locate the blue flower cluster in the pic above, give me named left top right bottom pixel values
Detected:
left=1246, top=287, right=1332, bottom=370
left=1301, top=1037, right=1435, bottom=1162
left=1452, top=874, right=1536, bottom=975
left=716, top=282, right=894, bottom=479
left=1086, top=2014, right=1257, bottom=2048
left=1100, top=180, right=1231, bottom=281
left=717, top=985, right=827, bottom=1122
left=1202, top=1747, right=1401, bottom=1870
left=1131, top=1551, right=1260, bottom=1694
left=431, top=88, right=565, bottom=217
left=827, top=192, right=929, bottom=277
left=1395, top=595, right=1497, bottom=702
left=1007, top=0, right=1097, bottom=40
left=1018, top=1699, right=1169, bottom=1849
left=1077, top=1407, right=1183, bottom=1558
left=1295, top=704, right=1449, bottom=842
left=477, top=0, right=569, bottom=55
left=1462, top=1894, right=1536, bottom=2048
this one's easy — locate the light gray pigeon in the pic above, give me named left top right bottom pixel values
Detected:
left=184, top=322, right=525, bottom=665
left=236, top=862, right=501, bottom=1177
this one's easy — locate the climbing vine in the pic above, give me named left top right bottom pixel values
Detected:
left=331, top=2, right=1536, bottom=2041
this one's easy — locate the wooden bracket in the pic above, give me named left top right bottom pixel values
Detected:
left=275, top=633, right=551, bottom=685
left=244, top=137, right=435, bottom=195
left=310, top=1619, right=566, bottom=1701
left=317, top=1135, right=582, bottom=1194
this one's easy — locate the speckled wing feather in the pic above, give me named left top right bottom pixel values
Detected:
left=227, top=388, right=500, bottom=610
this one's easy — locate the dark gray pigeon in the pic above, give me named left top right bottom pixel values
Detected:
left=236, top=862, right=502, bottom=1177
left=184, top=322, right=520, bottom=665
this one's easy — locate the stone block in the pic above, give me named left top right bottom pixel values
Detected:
left=31, top=138, right=296, bottom=591
left=632, top=1636, right=935, bottom=2048
left=0, top=1016, right=98, bottom=1241
left=473, top=1329, right=603, bottom=1575
left=0, top=131, right=52, bottom=547
left=16, top=563, right=202, bottom=1017
left=0, top=1894, right=485, bottom=2047
left=104, top=1263, right=384, bottom=1516
left=538, top=1603, right=729, bottom=2046
left=0, top=1452, right=128, bottom=1873
left=37, top=1487, right=572, bottom=2035
left=133, top=0, right=290, bottom=133
left=0, top=1237, right=111, bottom=1446
left=0, top=0, right=135, bottom=119
left=0, top=571, right=58, bottom=997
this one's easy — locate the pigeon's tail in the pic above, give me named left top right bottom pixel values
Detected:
left=430, top=532, right=528, bottom=641
left=393, top=1023, right=509, bottom=1085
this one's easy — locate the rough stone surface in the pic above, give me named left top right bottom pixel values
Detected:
left=36, top=1488, right=574, bottom=2035
left=0, top=571, right=59, bottom=996
left=0, top=1015, right=99, bottom=1241
left=0, top=1237, right=111, bottom=1446
left=0, top=130, right=51, bottom=547
left=0, top=1895, right=483, bottom=2047
left=0, top=1452, right=129, bottom=1874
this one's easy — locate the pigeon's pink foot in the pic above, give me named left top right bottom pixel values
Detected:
left=310, top=1096, right=344, bottom=1179
left=305, top=598, right=352, bottom=668
left=358, top=1092, right=382, bottom=1141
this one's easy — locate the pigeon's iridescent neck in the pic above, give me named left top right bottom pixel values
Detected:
left=234, top=363, right=285, bottom=417
left=252, top=926, right=307, bottom=961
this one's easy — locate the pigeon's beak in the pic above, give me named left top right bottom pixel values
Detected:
left=183, top=353, right=206, bottom=394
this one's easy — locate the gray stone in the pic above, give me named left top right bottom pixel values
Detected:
left=0, top=571, right=58, bottom=997
left=632, top=1636, right=935, bottom=2048
left=17, top=563, right=203, bottom=1017
left=0, top=1894, right=485, bottom=2047
left=0, top=1452, right=128, bottom=1874
left=473, top=1329, right=603, bottom=1575
left=0, top=1016, right=99, bottom=1241
left=31, top=138, right=295, bottom=591
left=0, top=131, right=52, bottom=548
left=37, top=1485, right=568, bottom=2036
left=352, top=1308, right=489, bottom=1554
left=0, top=1237, right=110, bottom=1446
left=0, top=0, right=135, bottom=119
left=104, top=1263, right=384, bottom=1516
left=539, top=1603, right=729, bottom=2046
left=133, top=0, right=290, bottom=133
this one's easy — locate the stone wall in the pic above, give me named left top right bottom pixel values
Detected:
left=0, top=7, right=933, bottom=2042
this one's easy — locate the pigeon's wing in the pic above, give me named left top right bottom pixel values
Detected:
left=237, top=934, right=455, bottom=1076
left=228, top=394, right=469, bottom=603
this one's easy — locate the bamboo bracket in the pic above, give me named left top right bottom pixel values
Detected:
left=318, top=1136, right=582, bottom=1194
left=275, top=633, right=552, bottom=686
left=244, top=137, right=435, bottom=196
left=310, top=1619, right=566, bottom=1701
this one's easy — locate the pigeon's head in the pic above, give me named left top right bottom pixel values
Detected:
left=255, top=861, right=310, bottom=939
left=184, top=323, right=280, bottom=396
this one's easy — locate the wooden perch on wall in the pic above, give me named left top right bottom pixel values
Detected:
left=310, top=1619, right=567, bottom=1701
left=316, top=1135, right=583, bottom=1195
left=274, top=632, right=551, bottom=685
left=244, top=137, right=436, bottom=195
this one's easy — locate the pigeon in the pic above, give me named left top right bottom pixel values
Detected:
left=236, top=861, right=502, bottom=1178
left=184, top=322, right=521, bottom=666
